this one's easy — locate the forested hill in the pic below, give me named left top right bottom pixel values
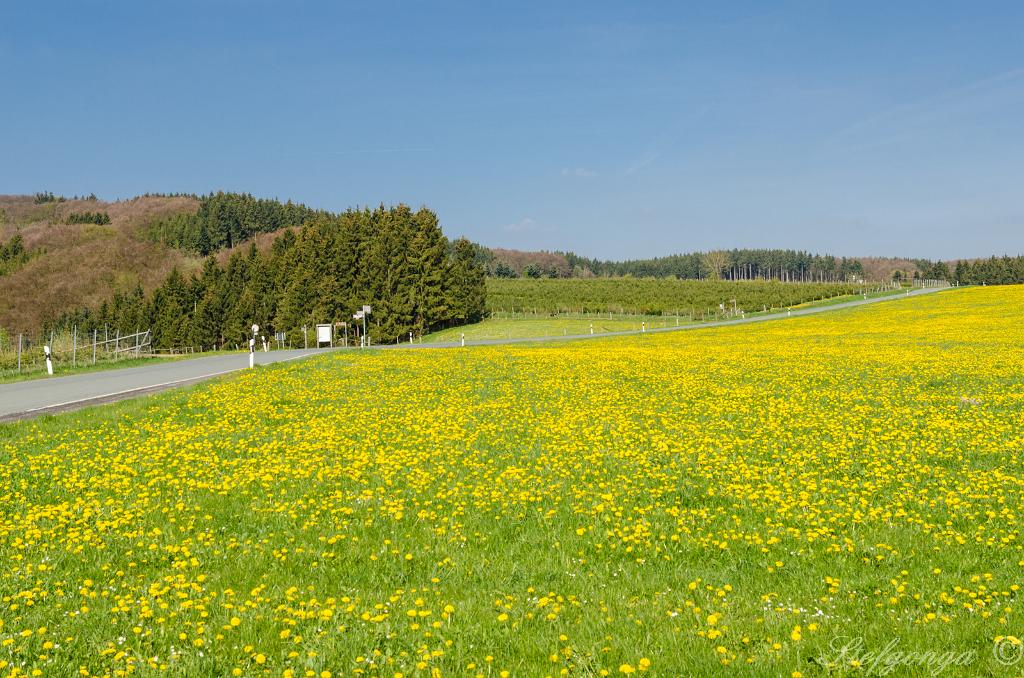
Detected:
left=2, top=192, right=486, bottom=346
left=54, top=204, right=486, bottom=349
left=0, top=193, right=201, bottom=333
left=480, top=247, right=1024, bottom=284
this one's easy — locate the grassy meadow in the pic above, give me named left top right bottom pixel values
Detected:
left=484, top=278, right=880, bottom=316
left=421, top=315, right=684, bottom=342
left=424, top=287, right=911, bottom=343
left=1, top=286, right=1022, bottom=676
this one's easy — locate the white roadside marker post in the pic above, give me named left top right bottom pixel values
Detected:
left=642, top=321, right=646, bottom=333
left=461, top=333, right=465, bottom=347
left=590, top=323, right=594, bottom=335
left=44, top=345, right=53, bottom=375
left=250, top=323, right=259, bottom=368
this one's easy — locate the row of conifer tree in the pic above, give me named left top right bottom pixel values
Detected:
left=53, top=202, right=486, bottom=349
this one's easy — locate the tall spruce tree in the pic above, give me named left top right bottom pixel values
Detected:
left=447, top=237, right=487, bottom=324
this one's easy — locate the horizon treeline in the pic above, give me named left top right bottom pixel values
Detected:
left=567, top=249, right=868, bottom=281
left=482, top=248, right=868, bottom=282
left=483, top=247, right=1024, bottom=286
left=952, top=256, right=1024, bottom=285
left=52, top=205, right=486, bottom=349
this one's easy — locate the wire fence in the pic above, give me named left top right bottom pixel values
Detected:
left=0, top=327, right=151, bottom=378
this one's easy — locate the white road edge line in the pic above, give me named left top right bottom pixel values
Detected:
left=18, top=351, right=319, bottom=414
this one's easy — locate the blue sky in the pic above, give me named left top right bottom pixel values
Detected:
left=2, top=1, right=1023, bottom=260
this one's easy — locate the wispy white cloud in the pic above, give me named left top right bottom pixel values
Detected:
left=503, top=217, right=539, bottom=233
left=825, top=68, right=1024, bottom=150
left=623, top=105, right=710, bottom=176
left=624, top=150, right=663, bottom=176
left=561, top=167, right=597, bottom=177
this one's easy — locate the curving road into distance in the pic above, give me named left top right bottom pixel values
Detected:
left=0, top=286, right=948, bottom=423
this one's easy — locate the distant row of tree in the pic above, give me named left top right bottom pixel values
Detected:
left=33, top=192, right=64, bottom=204
left=486, top=248, right=1024, bottom=286
left=950, top=256, right=1024, bottom=285
left=65, top=211, right=111, bottom=225
left=481, top=247, right=867, bottom=282
left=147, top=192, right=330, bottom=254
left=33, top=192, right=98, bottom=204
left=568, top=249, right=867, bottom=281
left=52, top=203, right=486, bottom=349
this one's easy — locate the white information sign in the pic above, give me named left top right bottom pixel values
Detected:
left=316, top=324, right=332, bottom=345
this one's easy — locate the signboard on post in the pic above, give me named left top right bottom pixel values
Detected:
left=316, top=324, right=333, bottom=347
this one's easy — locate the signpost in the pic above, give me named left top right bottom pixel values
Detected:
left=353, top=306, right=371, bottom=348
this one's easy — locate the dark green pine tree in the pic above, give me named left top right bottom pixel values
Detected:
left=275, top=269, right=317, bottom=341
left=446, top=237, right=487, bottom=324
left=221, top=251, right=251, bottom=343
left=409, top=208, right=449, bottom=336
left=244, top=244, right=276, bottom=334
left=149, top=268, right=190, bottom=348
left=189, top=257, right=226, bottom=348
left=360, top=206, right=413, bottom=341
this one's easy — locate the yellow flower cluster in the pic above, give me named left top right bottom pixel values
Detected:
left=0, top=286, right=1022, bottom=675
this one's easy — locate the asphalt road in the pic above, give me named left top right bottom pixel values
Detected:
left=0, top=349, right=325, bottom=422
left=0, top=286, right=948, bottom=422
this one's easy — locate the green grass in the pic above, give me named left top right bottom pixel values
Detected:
left=424, top=286, right=916, bottom=343
left=0, top=286, right=1015, bottom=677
left=485, top=277, right=879, bottom=316
left=423, top=315, right=691, bottom=341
